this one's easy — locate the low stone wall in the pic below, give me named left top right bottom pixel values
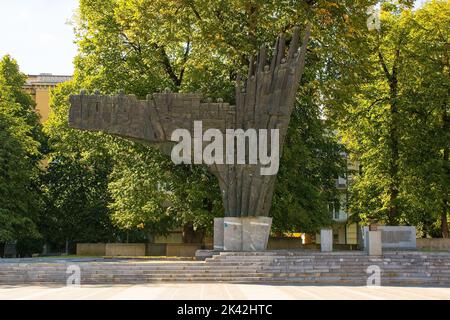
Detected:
left=76, top=243, right=206, bottom=257
left=105, top=243, right=146, bottom=256
left=146, top=244, right=167, bottom=256
left=146, top=243, right=205, bottom=256
left=417, top=238, right=450, bottom=251
left=76, top=243, right=106, bottom=256
left=166, top=244, right=202, bottom=257
left=267, top=238, right=304, bottom=249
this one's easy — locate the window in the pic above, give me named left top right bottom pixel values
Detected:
left=329, top=202, right=340, bottom=220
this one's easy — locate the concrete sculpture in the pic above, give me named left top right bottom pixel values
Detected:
left=69, top=26, right=310, bottom=251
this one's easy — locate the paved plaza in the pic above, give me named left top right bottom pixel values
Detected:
left=1, top=283, right=450, bottom=300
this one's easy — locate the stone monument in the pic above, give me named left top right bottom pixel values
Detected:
left=68, top=26, right=311, bottom=251
left=361, top=226, right=416, bottom=250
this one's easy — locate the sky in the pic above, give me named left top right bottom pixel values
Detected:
left=0, top=0, right=78, bottom=75
left=0, top=0, right=429, bottom=77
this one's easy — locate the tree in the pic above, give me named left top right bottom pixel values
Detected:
left=42, top=82, right=122, bottom=251
left=68, top=0, right=361, bottom=237
left=0, top=56, right=42, bottom=255
left=399, top=0, right=450, bottom=237
left=323, top=0, right=449, bottom=236
left=0, top=55, right=48, bottom=155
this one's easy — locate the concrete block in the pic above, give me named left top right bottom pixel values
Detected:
left=213, top=218, right=224, bottom=251
left=223, top=217, right=243, bottom=251
left=320, top=229, right=333, bottom=252
left=361, top=226, right=416, bottom=249
left=166, top=244, right=202, bottom=257
left=146, top=244, right=166, bottom=256
left=368, top=231, right=382, bottom=256
left=76, top=243, right=106, bottom=256
left=242, top=217, right=272, bottom=251
left=105, top=243, right=145, bottom=256
left=417, top=238, right=450, bottom=251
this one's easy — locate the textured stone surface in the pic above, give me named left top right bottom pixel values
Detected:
left=213, top=218, right=224, bottom=251
left=217, top=217, right=272, bottom=251
left=223, top=218, right=243, bottom=251
left=68, top=27, right=311, bottom=220
left=320, top=229, right=333, bottom=252
left=362, top=226, right=416, bottom=249
left=368, top=231, right=382, bottom=256
left=2, top=252, right=450, bottom=287
left=105, top=243, right=146, bottom=256
left=242, top=217, right=272, bottom=251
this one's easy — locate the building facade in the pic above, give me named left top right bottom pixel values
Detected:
left=23, top=73, right=72, bottom=123
left=315, top=154, right=359, bottom=245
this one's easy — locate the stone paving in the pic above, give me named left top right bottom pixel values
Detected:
left=1, top=283, right=450, bottom=300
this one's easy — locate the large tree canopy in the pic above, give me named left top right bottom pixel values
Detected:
left=3, top=0, right=446, bottom=254
left=323, top=0, right=449, bottom=237
left=0, top=56, right=42, bottom=247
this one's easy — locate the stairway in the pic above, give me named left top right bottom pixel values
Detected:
left=0, top=251, right=449, bottom=286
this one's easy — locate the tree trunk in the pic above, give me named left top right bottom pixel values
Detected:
left=379, top=50, right=401, bottom=225
left=441, top=127, right=449, bottom=238
left=441, top=46, right=449, bottom=238
left=387, top=75, right=400, bottom=225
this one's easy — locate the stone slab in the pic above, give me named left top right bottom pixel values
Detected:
left=242, top=217, right=272, bottom=251
left=368, top=230, right=382, bottom=256
left=223, top=217, right=243, bottom=251
left=105, top=243, right=146, bottom=256
left=417, top=238, right=450, bottom=250
left=320, top=229, right=333, bottom=252
left=166, top=244, right=202, bottom=257
left=213, top=218, right=224, bottom=251
left=76, top=243, right=106, bottom=256
left=362, top=226, right=416, bottom=249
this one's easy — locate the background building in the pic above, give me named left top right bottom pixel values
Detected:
left=315, top=154, right=359, bottom=246
left=23, top=73, right=72, bottom=123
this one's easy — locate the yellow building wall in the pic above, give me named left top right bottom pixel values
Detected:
left=34, top=88, right=51, bottom=123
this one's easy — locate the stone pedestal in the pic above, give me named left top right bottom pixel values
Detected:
left=213, top=217, right=272, bottom=251
left=242, top=217, right=272, bottom=251
left=213, top=218, right=224, bottom=250
left=320, top=228, right=333, bottom=252
left=368, top=230, right=382, bottom=256
left=223, top=217, right=243, bottom=251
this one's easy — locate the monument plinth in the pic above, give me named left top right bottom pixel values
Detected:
left=68, top=26, right=310, bottom=251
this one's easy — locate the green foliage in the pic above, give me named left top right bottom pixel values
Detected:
left=323, top=0, right=449, bottom=236
left=42, top=0, right=354, bottom=238
left=41, top=82, right=121, bottom=246
left=0, top=56, right=42, bottom=244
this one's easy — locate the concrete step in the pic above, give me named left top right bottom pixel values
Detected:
left=1, top=251, right=449, bottom=286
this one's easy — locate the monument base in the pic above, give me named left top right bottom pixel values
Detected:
left=213, top=217, right=272, bottom=251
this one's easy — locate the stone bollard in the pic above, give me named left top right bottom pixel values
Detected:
left=368, top=230, right=382, bottom=256
left=320, top=228, right=333, bottom=252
